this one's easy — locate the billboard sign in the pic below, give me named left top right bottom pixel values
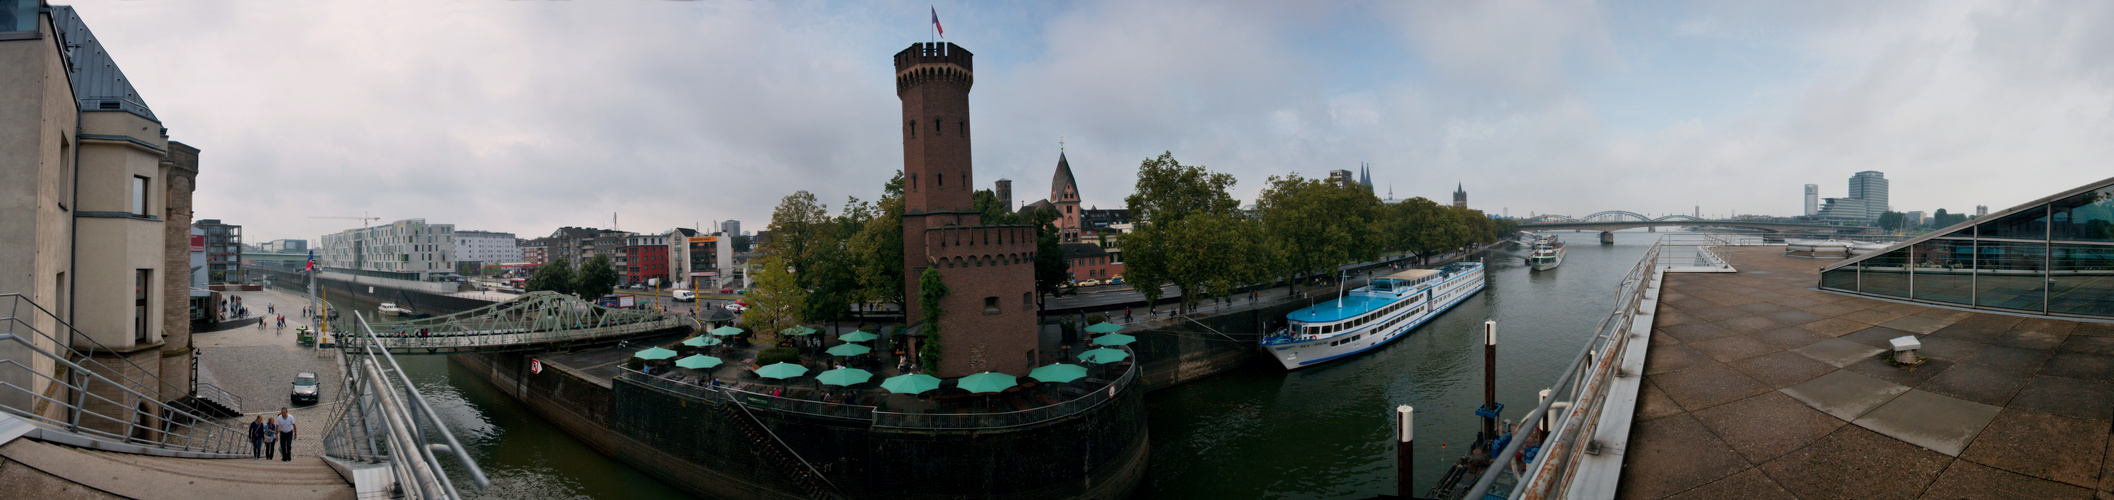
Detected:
left=189, top=235, right=205, bottom=253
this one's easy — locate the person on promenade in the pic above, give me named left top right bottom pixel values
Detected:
left=275, top=407, right=297, bottom=461
left=1124, top=308, right=1132, bottom=323
left=259, top=315, right=266, bottom=329
left=248, top=416, right=268, bottom=459
left=261, top=417, right=277, bottom=460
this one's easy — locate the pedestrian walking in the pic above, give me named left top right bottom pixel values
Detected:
left=248, top=416, right=268, bottom=459
left=261, top=417, right=277, bottom=460
left=259, top=315, right=266, bottom=329
left=1123, top=308, right=1132, bottom=323
left=275, top=407, right=297, bottom=461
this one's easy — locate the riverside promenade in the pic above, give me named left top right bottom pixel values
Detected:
left=1622, top=246, right=2114, bottom=499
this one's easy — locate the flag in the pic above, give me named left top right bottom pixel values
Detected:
left=931, top=6, right=944, bottom=38
left=305, top=250, right=316, bottom=271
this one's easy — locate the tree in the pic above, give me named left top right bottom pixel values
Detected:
left=973, top=188, right=1018, bottom=225
left=731, top=235, right=752, bottom=253
left=1122, top=152, right=1245, bottom=313
left=526, top=258, right=574, bottom=296
left=1390, top=198, right=1453, bottom=266
left=850, top=172, right=906, bottom=311
left=740, top=254, right=806, bottom=346
left=765, top=191, right=830, bottom=271
left=916, top=267, right=948, bottom=375
left=575, top=254, right=620, bottom=300
left=1877, top=211, right=1906, bottom=232
left=1009, top=204, right=1074, bottom=310
left=1257, top=173, right=1385, bottom=285
left=801, top=197, right=871, bottom=331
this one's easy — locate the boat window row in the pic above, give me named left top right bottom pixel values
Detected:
left=1302, top=297, right=1421, bottom=336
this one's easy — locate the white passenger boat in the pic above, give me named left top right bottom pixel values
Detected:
left=378, top=302, right=407, bottom=317
left=1527, top=235, right=1566, bottom=271
left=1259, top=261, right=1487, bottom=369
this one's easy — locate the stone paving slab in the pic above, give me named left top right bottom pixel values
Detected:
left=1791, top=338, right=1887, bottom=368
left=1663, top=468, right=1796, bottom=500
left=1921, top=460, right=2096, bottom=500
left=1780, top=364, right=1910, bottom=421
left=1728, top=351, right=1835, bottom=389
left=1851, top=389, right=2002, bottom=456
left=1959, top=409, right=2108, bottom=488
left=1757, top=425, right=1952, bottom=500
left=2007, top=377, right=2114, bottom=421
left=1918, top=363, right=2029, bottom=407
left=1692, top=391, right=1846, bottom=463
left=1615, top=413, right=1754, bottom=500
left=1881, top=315, right=1954, bottom=335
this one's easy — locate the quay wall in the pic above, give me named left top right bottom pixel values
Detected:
left=453, top=349, right=1149, bottom=499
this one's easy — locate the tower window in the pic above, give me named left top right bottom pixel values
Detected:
left=908, top=120, right=915, bottom=138
left=984, top=296, right=1000, bottom=315
left=937, top=172, right=944, bottom=187
left=960, top=120, right=966, bottom=137
left=935, top=117, right=942, bottom=134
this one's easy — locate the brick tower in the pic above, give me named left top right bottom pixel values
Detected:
left=895, top=42, right=1040, bottom=377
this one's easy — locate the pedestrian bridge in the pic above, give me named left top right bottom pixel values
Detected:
left=332, top=291, right=691, bottom=355
left=1521, top=211, right=1868, bottom=234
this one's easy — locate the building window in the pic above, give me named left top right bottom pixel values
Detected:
left=984, top=296, right=999, bottom=315
left=1, top=0, right=34, bottom=33
left=908, top=120, right=915, bottom=138
left=1023, top=292, right=1033, bottom=311
left=131, top=176, right=150, bottom=216
left=135, top=270, right=151, bottom=344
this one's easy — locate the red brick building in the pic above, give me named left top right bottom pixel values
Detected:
left=896, top=42, right=1041, bottom=378
left=622, top=234, right=669, bottom=286
left=1062, top=243, right=1123, bottom=282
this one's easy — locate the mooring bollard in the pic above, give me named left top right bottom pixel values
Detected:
left=1481, top=320, right=1499, bottom=440
left=1397, top=405, right=1414, bottom=499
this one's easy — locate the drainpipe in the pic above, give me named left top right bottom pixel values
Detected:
left=67, top=119, right=81, bottom=348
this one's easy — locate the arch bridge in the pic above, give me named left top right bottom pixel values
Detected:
left=331, top=291, right=691, bottom=354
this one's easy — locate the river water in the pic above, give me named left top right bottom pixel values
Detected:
left=324, top=230, right=1662, bottom=499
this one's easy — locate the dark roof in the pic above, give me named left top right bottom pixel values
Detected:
left=1051, top=152, right=1078, bottom=202
left=50, top=7, right=158, bottom=123
left=1060, top=243, right=1106, bottom=259
left=1020, top=199, right=1055, bottom=214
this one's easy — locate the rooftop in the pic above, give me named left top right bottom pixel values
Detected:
left=1621, top=246, right=2114, bottom=498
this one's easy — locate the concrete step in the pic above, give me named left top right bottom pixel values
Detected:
left=0, top=438, right=353, bottom=500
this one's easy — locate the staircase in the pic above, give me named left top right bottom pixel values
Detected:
left=718, top=400, right=835, bottom=499
left=190, top=362, right=243, bottom=418
left=0, top=435, right=352, bottom=499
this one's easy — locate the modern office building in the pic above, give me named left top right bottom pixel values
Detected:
left=454, top=230, right=519, bottom=266
left=1905, top=211, right=1927, bottom=226
left=1326, top=169, right=1354, bottom=189
left=719, top=220, right=740, bottom=239
left=1804, top=184, right=1819, bottom=216
left=1815, top=171, right=1889, bottom=221
left=194, top=219, right=243, bottom=284
left=318, top=218, right=457, bottom=281
left=1820, top=175, right=2114, bottom=319
left=258, top=238, right=306, bottom=253
left=1977, top=205, right=1989, bottom=217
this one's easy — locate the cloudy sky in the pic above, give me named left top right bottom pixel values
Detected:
left=67, top=0, right=2114, bottom=243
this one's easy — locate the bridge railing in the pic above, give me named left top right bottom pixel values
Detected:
left=0, top=293, right=249, bottom=458
left=337, top=316, right=685, bottom=352
left=320, top=312, right=489, bottom=499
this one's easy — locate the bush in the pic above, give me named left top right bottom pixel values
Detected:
left=757, top=346, right=800, bottom=366
left=1086, top=313, right=1107, bottom=324
left=624, top=358, right=645, bottom=371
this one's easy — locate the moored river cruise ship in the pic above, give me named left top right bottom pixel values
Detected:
left=1259, top=261, right=1487, bottom=369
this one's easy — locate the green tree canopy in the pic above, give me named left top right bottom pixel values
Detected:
left=1877, top=211, right=1906, bottom=232
left=526, top=258, right=574, bottom=296
left=1257, top=173, right=1385, bottom=281
left=850, top=172, right=907, bottom=310
left=740, top=254, right=806, bottom=346
left=1122, top=152, right=1248, bottom=311
left=575, top=254, right=620, bottom=300
left=917, top=267, right=948, bottom=374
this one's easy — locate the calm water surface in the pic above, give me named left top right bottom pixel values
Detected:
left=1134, top=230, right=1659, bottom=499
left=319, top=229, right=1665, bottom=499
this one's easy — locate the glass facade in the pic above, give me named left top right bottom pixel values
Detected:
left=1819, top=180, right=2114, bottom=319
left=1, top=0, right=35, bottom=33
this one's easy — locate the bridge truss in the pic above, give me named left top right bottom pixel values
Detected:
left=332, top=291, right=689, bottom=354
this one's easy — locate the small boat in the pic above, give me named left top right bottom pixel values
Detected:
left=1526, top=235, right=1566, bottom=271
left=1258, top=261, right=1487, bottom=369
left=378, top=302, right=407, bottom=317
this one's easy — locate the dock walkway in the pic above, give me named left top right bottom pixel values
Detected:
left=1622, top=246, right=2114, bottom=499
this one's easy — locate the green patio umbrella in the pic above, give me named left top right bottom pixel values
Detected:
left=681, top=336, right=719, bottom=347
left=1077, top=347, right=1130, bottom=364
left=1084, top=322, right=1124, bottom=334
left=1091, top=333, right=1137, bottom=346
left=816, top=367, right=874, bottom=386
left=826, top=343, right=872, bottom=356
left=1027, top=363, right=1088, bottom=383
left=708, top=326, right=744, bottom=337
left=881, top=373, right=942, bottom=394
left=675, top=354, right=723, bottom=369
left=754, top=362, right=809, bottom=379
left=781, top=325, right=819, bottom=336
left=838, top=330, right=880, bottom=342
left=957, top=372, right=1018, bottom=394
left=634, top=347, right=678, bottom=360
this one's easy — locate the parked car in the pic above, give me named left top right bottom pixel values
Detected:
left=290, top=372, right=319, bottom=405
left=1078, top=279, right=1102, bottom=287
left=1109, top=276, right=1125, bottom=285
left=720, top=287, right=735, bottom=294
left=629, top=284, right=645, bottom=290
left=726, top=301, right=749, bottom=312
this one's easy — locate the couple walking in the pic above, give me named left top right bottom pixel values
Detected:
left=247, top=408, right=298, bottom=460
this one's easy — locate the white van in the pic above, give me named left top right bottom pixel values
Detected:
left=671, top=290, right=696, bottom=302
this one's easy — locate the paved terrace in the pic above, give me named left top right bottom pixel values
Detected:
left=1622, top=246, right=2114, bottom=499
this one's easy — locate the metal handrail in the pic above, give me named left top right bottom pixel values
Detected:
left=0, top=294, right=249, bottom=458
left=332, top=291, right=685, bottom=353
left=319, top=312, right=489, bottom=499
left=1462, top=238, right=1665, bottom=500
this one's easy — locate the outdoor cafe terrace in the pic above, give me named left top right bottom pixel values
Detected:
left=616, top=322, right=1140, bottom=430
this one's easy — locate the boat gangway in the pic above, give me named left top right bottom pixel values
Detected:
left=331, top=291, right=691, bottom=354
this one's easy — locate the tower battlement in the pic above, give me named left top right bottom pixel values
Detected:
left=924, top=226, right=1038, bottom=263
left=895, top=42, right=975, bottom=96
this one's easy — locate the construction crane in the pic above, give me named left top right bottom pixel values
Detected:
left=311, top=211, right=381, bottom=229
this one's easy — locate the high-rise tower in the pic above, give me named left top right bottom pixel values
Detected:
left=895, top=42, right=1038, bottom=377
left=1804, top=184, right=1819, bottom=216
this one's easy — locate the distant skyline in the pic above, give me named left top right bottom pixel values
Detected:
left=65, top=0, right=2114, bottom=243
